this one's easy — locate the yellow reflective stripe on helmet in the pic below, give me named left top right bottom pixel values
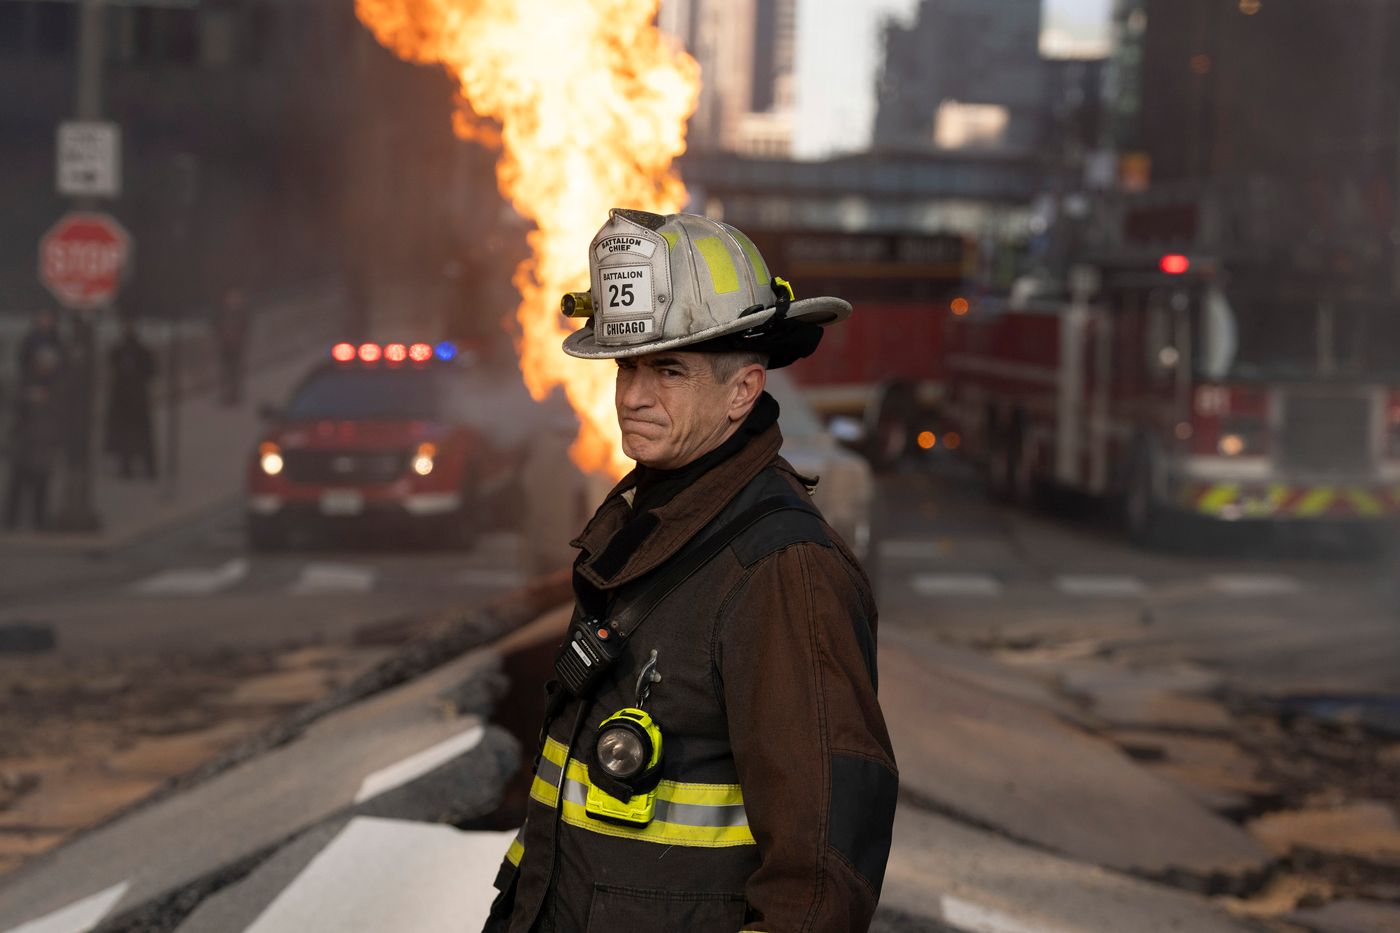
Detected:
left=1346, top=488, right=1384, bottom=516
left=732, top=230, right=769, bottom=286
left=694, top=236, right=741, bottom=294
left=660, top=229, right=679, bottom=251
left=1294, top=487, right=1334, bottom=516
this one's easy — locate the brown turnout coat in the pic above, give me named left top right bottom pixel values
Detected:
left=489, top=423, right=897, bottom=933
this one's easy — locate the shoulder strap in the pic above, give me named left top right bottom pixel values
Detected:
left=609, top=494, right=812, bottom=639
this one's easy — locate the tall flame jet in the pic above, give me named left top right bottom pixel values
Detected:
left=355, top=0, right=701, bottom=478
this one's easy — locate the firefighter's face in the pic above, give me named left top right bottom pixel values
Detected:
left=615, top=351, right=764, bottom=470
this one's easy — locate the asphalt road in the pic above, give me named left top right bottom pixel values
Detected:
left=873, top=458, right=1399, bottom=699
left=0, top=503, right=531, bottom=658
left=2, top=452, right=1398, bottom=932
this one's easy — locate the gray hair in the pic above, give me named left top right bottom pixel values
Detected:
left=708, top=350, right=769, bottom=383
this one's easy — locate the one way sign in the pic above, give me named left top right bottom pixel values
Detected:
left=56, top=121, right=121, bottom=198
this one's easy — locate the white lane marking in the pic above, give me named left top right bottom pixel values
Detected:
left=940, top=893, right=1063, bottom=933
left=1209, top=573, right=1302, bottom=597
left=911, top=573, right=1003, bottom=597
left=1054, top=574, right=1145, bottom=597
left=452, top=567, right=527, bottom=588
left=3, top=881, right=130, bottom=933
left=244, top=818, right=511, bottom=933
left=290, top=563, right=377, bottom=596
left=128, top=559, right=248, bottom=596
left=881, top=539, right=946, bottom=560
left=353, top=726, right=486, bottom=804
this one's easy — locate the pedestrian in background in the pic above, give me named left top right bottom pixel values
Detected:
left=4, top=345, right=65, bottom=530
left=17, top=308, right=66, bottom=387
left=104, top=317, right=158, bottom=479
left=211, top=287, right=250, bottom=406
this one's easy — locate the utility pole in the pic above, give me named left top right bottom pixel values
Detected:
left=51, top=0, right=108, bottom=532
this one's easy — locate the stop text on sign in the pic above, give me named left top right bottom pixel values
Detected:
left=38, top=211, right=132, bottom=310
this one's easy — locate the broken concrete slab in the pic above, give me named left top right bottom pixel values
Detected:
left=880, top=642, right=1272, bottom=889
left=1108, top=730, right=1276, bottom=817
left=1248, top=801, right=1400, bottom=864
left=880, top=628, right=1086, bottom=725
left=1045, top=658, right=1234, bottom=732
left=881, top=804, right=1259, bottom=932
left=1286, top=898, right=1400, bottom=933
left=0, top=646, right=520, bottom=932
left=0, top=621, right=55, bottom=654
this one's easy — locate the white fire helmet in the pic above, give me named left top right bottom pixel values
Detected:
left=561, top=209, right=851, bottom=369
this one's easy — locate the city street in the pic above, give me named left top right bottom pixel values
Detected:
left=2, top=443, right=1397, bottom=931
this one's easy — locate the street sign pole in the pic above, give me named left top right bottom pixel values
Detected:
left=50, top=0, right=109, bottom=533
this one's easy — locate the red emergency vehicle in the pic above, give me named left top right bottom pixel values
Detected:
left=245, top=341, right=525, bottom=550
left=943, top=251, right=1400, bottom=545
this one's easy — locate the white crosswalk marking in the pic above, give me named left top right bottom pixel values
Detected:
left=2, top=881, right=129, bottom=933
left=1209, top=573, right=1303, bottom=596
left=1054, top=574, right=1146, bottom=597
left=940, top=894, right=1057, bottom=933
left=243, top=819, right=509, bottom=933
left=451, top=567, right=526, bottom=588
left=911, top=573, right=1003, bottom=597
left=353, top=726, right=486, bottom=803
left=290, top=563, right=377, bottom=596
left=881, top=539, right=947, bottom=560
left=129, top=559, right=248, bottom=596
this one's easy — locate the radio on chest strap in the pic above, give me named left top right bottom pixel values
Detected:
left=553, top=491, right=817, bottom=699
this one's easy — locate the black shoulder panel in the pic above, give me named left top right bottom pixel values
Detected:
left=730, top=508, right=830, bottom=568
left=726, top=470, right=831, bottom=568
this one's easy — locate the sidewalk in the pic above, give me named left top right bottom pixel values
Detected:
left=0, top=289, right=341, bottom=556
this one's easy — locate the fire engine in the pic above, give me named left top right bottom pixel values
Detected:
left=943, top=190, right=1400, bottom=545
left=747, top=229, right=972, bottom=467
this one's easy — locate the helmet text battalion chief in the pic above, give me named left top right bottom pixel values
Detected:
left=561, top=208, right=851, bottom=369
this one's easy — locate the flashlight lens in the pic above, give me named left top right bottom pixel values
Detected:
left=597, top=727, right=646, bottom=779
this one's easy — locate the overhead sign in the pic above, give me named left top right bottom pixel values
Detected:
left=56, top=121, right=121, bottom=198
left=38, top=212, right=132, bottom=310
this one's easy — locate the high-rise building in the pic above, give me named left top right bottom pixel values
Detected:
left=1108, top=0, right=1400, bottom=186
left=660, top=0, right=796, bottom=156
left=872, top=0, right=1046, bottom=155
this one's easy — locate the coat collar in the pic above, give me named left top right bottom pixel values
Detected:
left=571, top=422, right=785, bottom=590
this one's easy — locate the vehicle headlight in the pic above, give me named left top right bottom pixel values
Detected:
left=411, top=442, right=437, bottom=477
left=259, top=442, right=284, bottom=476
left=1216, top=418, right=1263, bottom=457
left=1217, top=433, right=1246, bottom=457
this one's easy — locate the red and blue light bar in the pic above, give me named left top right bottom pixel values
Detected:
left=330, top=341, right=456, bottom=363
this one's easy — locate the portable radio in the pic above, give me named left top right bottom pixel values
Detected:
left=554, top=616, right=625, bottom=698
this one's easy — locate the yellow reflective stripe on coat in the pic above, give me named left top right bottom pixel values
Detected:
left=528, top=737, right=755, bottom=847
left=506, top=822, right=526, bottom=867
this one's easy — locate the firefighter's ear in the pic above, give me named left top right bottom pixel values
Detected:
left=726, top=363, right=766, bottom=423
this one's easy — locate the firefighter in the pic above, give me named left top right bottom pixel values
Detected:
left=485, top=209, right=897, bottom=933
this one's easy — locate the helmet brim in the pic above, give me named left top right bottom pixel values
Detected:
left=562, top=296, right=851, bottom=360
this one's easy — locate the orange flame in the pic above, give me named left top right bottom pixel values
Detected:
left=356, top=0, right=700, bottom=479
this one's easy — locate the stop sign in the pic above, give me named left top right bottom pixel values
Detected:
left=38, top=211, right=132, bottom=310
